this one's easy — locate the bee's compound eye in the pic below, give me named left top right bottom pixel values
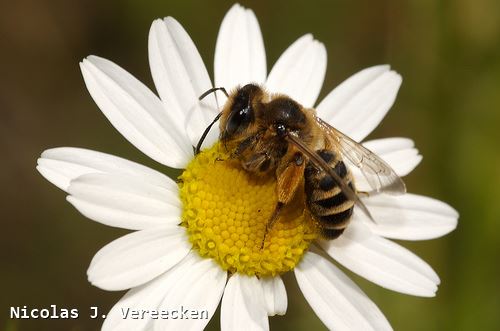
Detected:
left=275, top=123, right=287, bottom=137
left=226, top=105, right=253, bottom=136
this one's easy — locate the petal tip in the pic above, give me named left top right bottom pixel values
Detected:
left=226, top=3, right=244, bottom=16
left=163, top=16, right=178, bottom=25
left=303, top=33, right=314, bottom=41
left=315, top=40, right=327, bottom=52
left=39, top=147, right=57, bottom=158
left=35, top=164, right=46, bottom=177
left=150, top=18, right=164, bottom=28
left=231, top=3, right=243, bottom=10
left=84, top=55, right=99, bottom=64
left=378, top=64, right=391, bottom=71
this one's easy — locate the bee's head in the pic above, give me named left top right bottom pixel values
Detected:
left=220, top=83, right=263, bottom=141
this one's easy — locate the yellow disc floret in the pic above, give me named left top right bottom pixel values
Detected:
left=179, top=143, right=318, bottom=277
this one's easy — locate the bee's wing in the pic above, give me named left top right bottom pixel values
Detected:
left=285, top=133, right=375, bottom=222
left=315, top=116, right=406, bottom=195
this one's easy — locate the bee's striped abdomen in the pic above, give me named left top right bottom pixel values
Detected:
left=304, top=149, right=356, bottom=240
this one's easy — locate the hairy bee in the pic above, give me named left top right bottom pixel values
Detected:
left=196, top=84, right=406, bottom=242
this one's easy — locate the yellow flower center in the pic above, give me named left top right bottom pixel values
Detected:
left=179, top=143, right=318, bottom=277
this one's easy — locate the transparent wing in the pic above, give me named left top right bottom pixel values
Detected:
left=315, top=116, right=406, bottom=195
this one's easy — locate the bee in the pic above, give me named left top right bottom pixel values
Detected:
left=196, top=84, right=406, bottom=243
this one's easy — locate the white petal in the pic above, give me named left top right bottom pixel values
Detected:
left=67, top=173, right=180, bottom=230
left=316, top=65, right=402, bottom=142
left=102, top=252, right=201, bottom=331
left=356, top=193, right=458, bottom=240
left=80, top=56, right=191, bottom=168
left=266, top=34, right=327, bottom=107
left=149, top=17, right=219, bottom=146
left=37, top=147, right=172, bottom=192
left=320, top=222, right=440, bottom=297
left=295, top=252, right=392, bottom=331
left=351, top=138, right=422, bottom=191
left=214, top=4, right=267, bottom=92
left=260, top=276, right=287, bottom=316
left=221, top=274, right=269, bottom=331
left=153, top=254, right=227, bottom=331
left=88, top=226, right=190, bottom=291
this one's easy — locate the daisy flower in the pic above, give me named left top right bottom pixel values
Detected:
left=36, top=4, right=458, bottom=330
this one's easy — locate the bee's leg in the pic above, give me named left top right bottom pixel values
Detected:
left=357, top=191, right=370, bottom=198
left=260, top=153, right=305, bottom=249
left=267, top=203, right=284, bottom=229
left=260, top=202, right=284, bottom=249
left=232, top=135, right=258, bottom=158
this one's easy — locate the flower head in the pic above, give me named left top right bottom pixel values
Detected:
left=37, top=4, right=458, bottom=330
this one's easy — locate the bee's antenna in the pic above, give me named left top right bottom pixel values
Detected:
left=195, top=112, right=223, bottom=155
left=199, top=87, right=229, bottom=100
left=194, top=87, right=228, bottom=155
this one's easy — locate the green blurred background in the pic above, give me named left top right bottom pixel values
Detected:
left=1, top=0, right=499, bottom=330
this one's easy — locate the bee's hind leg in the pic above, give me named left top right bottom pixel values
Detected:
left=260, top=202, right=284, bottom=250
left=259, top=155, right=305, bottom=249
